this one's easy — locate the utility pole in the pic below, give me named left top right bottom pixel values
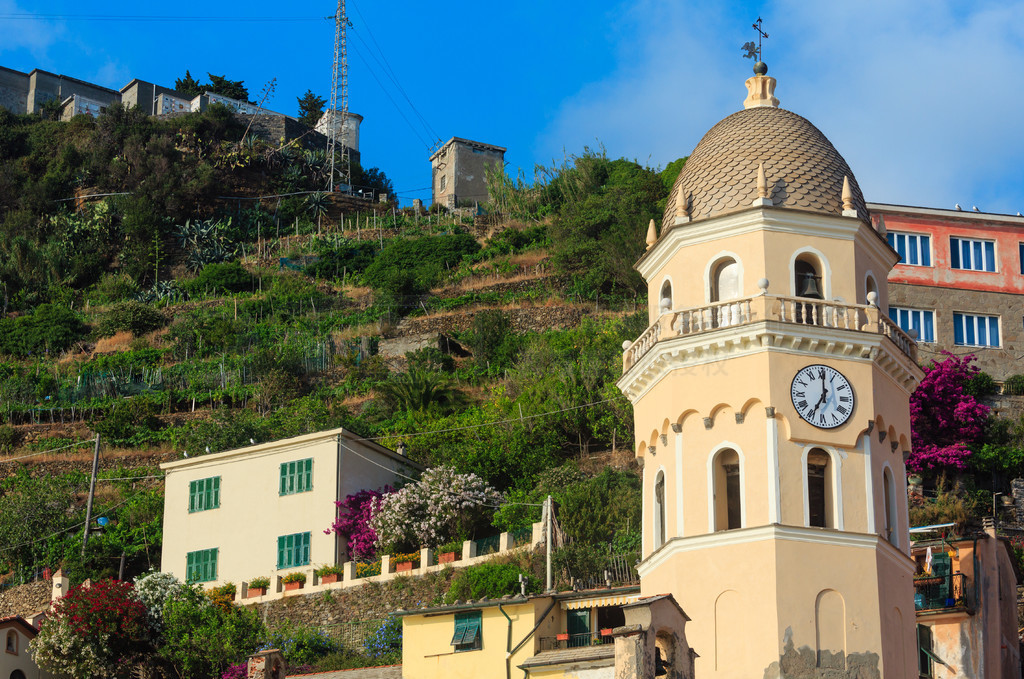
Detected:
left=545, top=495, right=553, bottom=592
left=81, top=434, right=100, bottom=556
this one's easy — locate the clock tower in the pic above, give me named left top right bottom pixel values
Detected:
left=618, top=67, right=922, bottom=678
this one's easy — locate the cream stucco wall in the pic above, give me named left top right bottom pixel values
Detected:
left=0, top=622, right=52, bottom=679
left=160, top=428, right=417, bottom=589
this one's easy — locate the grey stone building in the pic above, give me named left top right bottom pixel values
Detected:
left=0, top=66, right=119, bottom=115
left=430, top=137, right=505, bottom=209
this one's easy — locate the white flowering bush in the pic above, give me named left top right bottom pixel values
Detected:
left=370, top=466, right=502, bottom=552
left=134, top=570, right=186, bottom=635
left=31, top=615, right=108, bottom=678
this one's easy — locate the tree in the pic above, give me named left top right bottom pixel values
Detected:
left=206, top=74, right=249, bottom=102
left=296, top=89, right=327, bottom=128
left=370, top=466, right=501, bottom=552
left=32, top=579, right=152, bottom=679
left=174, top=70, right=203, bottom=98
left=908, top=353, right=990, bottom=472
left=376, top=368, right=466, bottom=416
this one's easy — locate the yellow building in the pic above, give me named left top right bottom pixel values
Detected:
left=618, top=65, right=922, bottom=678
left=160, top=428, right=421, bottom=591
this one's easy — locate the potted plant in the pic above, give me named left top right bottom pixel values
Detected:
left=207, top=582, right=236, bottom=604
left=247, top=576, right=270, bottom=598
left=282, top=572, right=307, bottom=591
left=393, top=551, right=419, bottom=573
left=437, top=539, right=463, bottom=565
left=315, top=564, right=344, bottom=584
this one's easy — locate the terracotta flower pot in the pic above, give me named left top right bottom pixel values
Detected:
left=320, top=573, right=339, bottom=584
left=247, top=587, right=267, bottom=598
left=438, top=551, right=458, bottom=565
left=396, top=561, right=414, bottom=572
left=284, top=581, right=304, bottom=591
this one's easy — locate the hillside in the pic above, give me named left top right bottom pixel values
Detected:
left=0, top=106, right=682, bottom=588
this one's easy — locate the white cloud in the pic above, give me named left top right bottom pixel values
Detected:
left=540, top=0, right=1024, bottom=213
left=0, top=0, right=64, bottom=57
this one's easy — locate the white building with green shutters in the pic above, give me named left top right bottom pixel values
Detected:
left=160, top=428, right=421, bottom=589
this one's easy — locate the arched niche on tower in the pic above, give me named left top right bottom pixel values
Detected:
left=705, top=252, right=744, bottom=304
left=864, top=271, right=882, bottom=309
left=707, top=445, right=745, bottom=532
left=659, top=277, right=674, bottom=314
left=881, top=463, right=899, bottom=548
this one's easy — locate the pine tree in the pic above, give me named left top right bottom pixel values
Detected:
left=296, top=89, right=327, bottom=128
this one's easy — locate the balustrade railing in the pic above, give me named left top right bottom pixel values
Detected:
left=622, top=293, right=917, bottom=372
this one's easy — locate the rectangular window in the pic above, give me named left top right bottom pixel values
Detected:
left=277, top=532, right=311, bottom=569
left=1019, top=242, right=1023, bottom=274
left=949, top=236, right=996, bottom=272
left=186, top=548, right=218, bottom=583
left=188, top=476, right=221, bottom=512
left=917, top=624, right=933, bottom=678
left=279, top=458, right=313, bottom=496
left=888, top=307, right=935, bottom=343
left=451, top=611, right=482, bottom=652
left=953, top=313, right=1000, bottom=347
left=886, top=232, right=931, bottom=267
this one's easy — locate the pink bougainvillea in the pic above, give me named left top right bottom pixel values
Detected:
left=908, top=353, right=990, bottom=472
left=325, top=486, right=393, bottom=558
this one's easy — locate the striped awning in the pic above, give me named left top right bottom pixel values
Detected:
left=561, top=594, right=640, bottom=610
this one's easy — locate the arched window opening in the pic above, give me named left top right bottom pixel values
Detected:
left=807, top=449, right=833, bottom=528
left=714, top=449, right=742, bottom=531
left=5, top=630, right=15, bottom=654
left=865, top=275, right=878, bottom=305
left=883, top=469, right=897, bottom=545
left=659, top=280, right=673, bottom=313
left=654, top=472, right=666, bottom=548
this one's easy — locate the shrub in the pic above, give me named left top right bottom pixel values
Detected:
left=363, top=233, right=480, bottom=293
left=248, top=576, right=270, bottom=589
left=88, top=272, right=140, bottom=305
left=0, top=304, right=86, bottom=356
left=97, top=300, right=168, bottom=337
left=1003, top=375, right=1024, bottom=396
left=363, top=616, right=401, bottom=661
left=282, top=572, right=306, bottom=584
left=446, top=561, right=540, bottom=603
left=965, top=371, right=999, bottom=398
left=134, top=571, right=186, bottom=635
left=305, top=240, right=377, bottom=279
left=327, top=487, right=393, bottom=559
left=264, top=620, right=337, bottom=666
left=0, top=424, right=20, bottom=452
left=188, top=261, right=253, bottom=294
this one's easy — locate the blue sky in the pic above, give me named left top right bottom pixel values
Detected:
left=3, top=0, right=1024, bottom=213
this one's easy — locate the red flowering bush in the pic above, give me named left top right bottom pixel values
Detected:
left=32, top=578, right=151, bottom=678
left=325, top=486, right=393, bottom=558
left=908, top=353, right=990, bottom=472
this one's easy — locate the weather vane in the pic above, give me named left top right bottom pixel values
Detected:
left=742, top=17, right=768, bottom=63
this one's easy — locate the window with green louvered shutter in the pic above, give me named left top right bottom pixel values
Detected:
left=186, top=548, right=218, bottom=583
left=189, top=477, right=221, bottom=513
left=277, top=532, right=311, bottom=569
left=452, top=611, right=482, bottom=651
left=279, top=459, right=313, bottom=496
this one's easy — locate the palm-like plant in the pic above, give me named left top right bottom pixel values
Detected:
left=376, top=368, right=465, bottom=415
left=306, top=191, right=330, bottom=235
left=175, top=218, right=237, bottom=271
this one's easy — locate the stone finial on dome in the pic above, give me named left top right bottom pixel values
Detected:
left=743, top=68, right=780, bottom=109
left=753, top=162, right=772, bottom=206
left=841, top=176, right=857, bottom=217
left=645, top=218, right=657, bottom=250
left=672, top=190, right=691, bottom=225
left=876, top=214, right=887, bottom=237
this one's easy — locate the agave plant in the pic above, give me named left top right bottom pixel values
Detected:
left=135, top=280, right=184, bottom=304
left=175, top=218, right=237, bottom=271
left=305, top=191, right=330, bottom=235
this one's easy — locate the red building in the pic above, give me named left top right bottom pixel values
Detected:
left=869, top=203, right=1024, bottom=381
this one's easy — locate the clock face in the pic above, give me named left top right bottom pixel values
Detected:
left=791, top=365, right=855, bottom=429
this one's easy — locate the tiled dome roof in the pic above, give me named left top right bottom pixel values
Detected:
left=662, top=106, right=866, bottom=226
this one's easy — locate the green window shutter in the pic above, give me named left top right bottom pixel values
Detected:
left=277, top=536, right=286, bottom=569
left=280, top=463, right=288, bottom=495
left=209, top=549, right=218, bottom=581
left=300, top=532, right=310, bottom=565
left=212, top=477, right=220, bottom=508
left=451, top=617, right=468, bottom=645
left=303, top=459, right=312, bottom=491
left=200, top=550, right=209, bottom=581
left=186, top=551, right=195, bottom=581
left=288, top=461, right=297, bottom=494
left=189, top=481, right=197, bottom=512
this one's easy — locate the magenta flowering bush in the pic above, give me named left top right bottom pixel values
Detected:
left=325, top=486, right=393, bottom=558
left=908, top=353, right=990, bottom=472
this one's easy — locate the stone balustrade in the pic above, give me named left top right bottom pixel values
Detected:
left=623, top=293, right=917, bottom=373
left=237, top=521, right=543, bottom=604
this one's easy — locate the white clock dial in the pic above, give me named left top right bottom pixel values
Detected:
left=790, top=365, right=854, bottom=429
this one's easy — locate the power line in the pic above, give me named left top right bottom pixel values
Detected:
left=350, top=47, right=431, bottom=151
left=1, top=13, right=328, bottom=23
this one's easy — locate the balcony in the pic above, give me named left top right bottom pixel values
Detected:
left=539, top=631, right=615, bottom=650
left=622, top=292, right=917, bottom=374
left=914, top=572, right=972, bottom=614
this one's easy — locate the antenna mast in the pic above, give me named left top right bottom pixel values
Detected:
left=327, top=0, right=351, bottom=193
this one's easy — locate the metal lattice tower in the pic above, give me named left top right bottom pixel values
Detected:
left=326, top=0, right=350, bottom=193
